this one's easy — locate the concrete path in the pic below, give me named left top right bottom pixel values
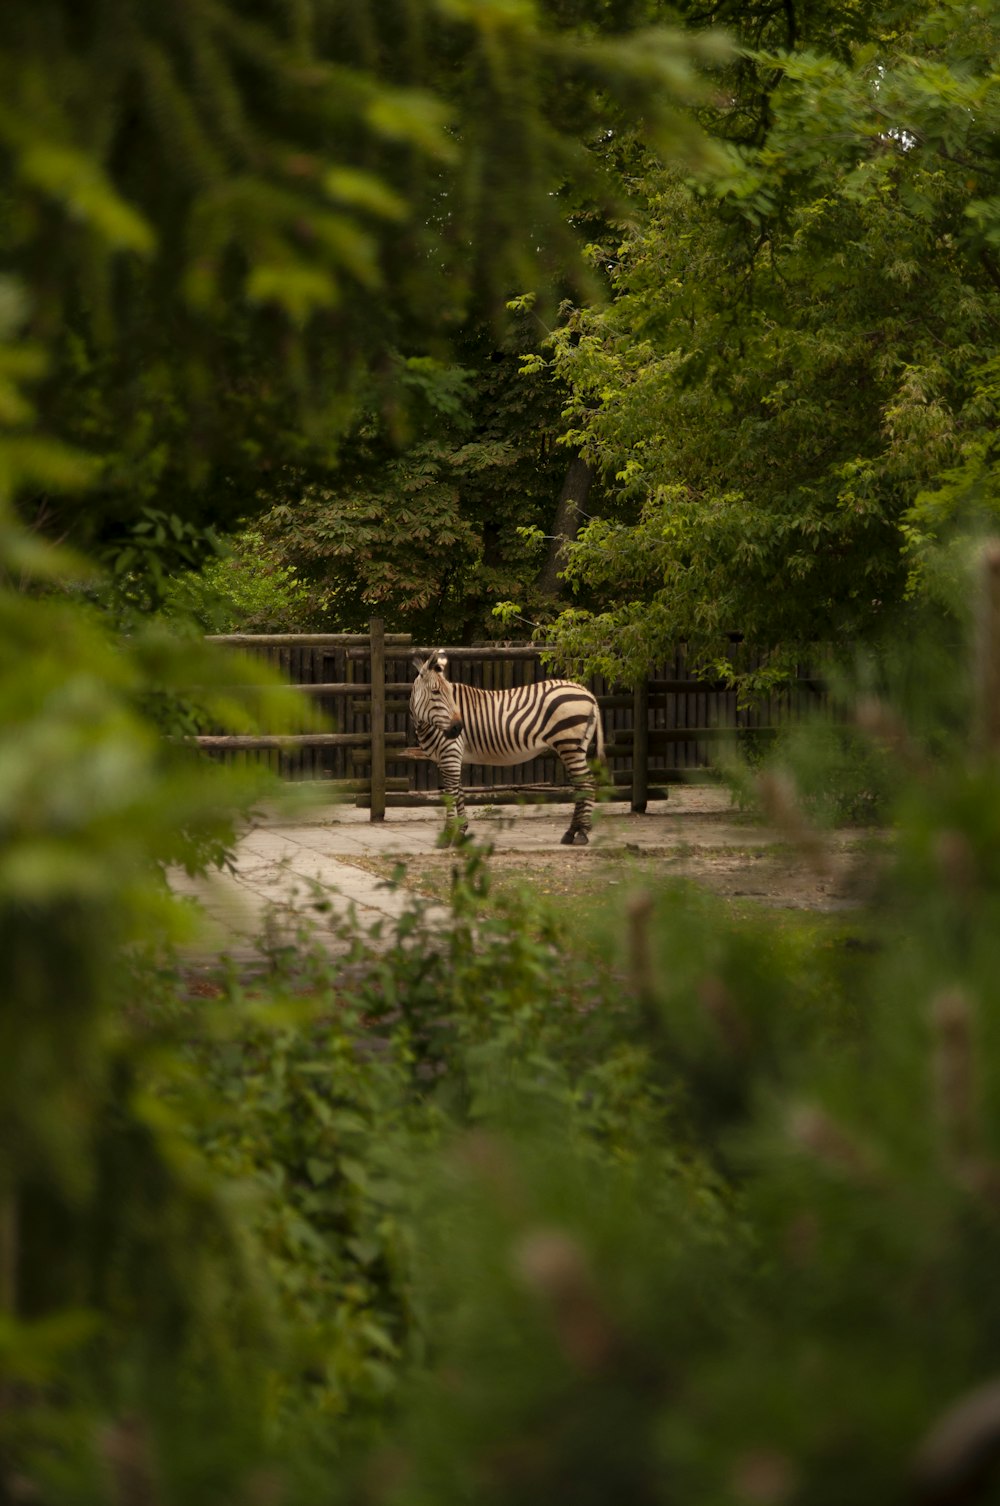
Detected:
left=168, top=787, right=745, bottom=963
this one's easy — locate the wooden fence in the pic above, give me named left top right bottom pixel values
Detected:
left=195, top=622, right=825, bottom=820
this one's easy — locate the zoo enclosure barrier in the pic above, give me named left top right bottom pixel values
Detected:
left=194, top=621, right=827, bottom=821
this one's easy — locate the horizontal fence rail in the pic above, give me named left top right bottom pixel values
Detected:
left=193, top=623, right=826, bottom=820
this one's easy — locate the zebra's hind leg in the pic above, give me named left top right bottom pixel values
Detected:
left=438, top=816, right=469, bottom=848
left=556, top=746, right=595, bottom=846
left=439, top=801, right=469, bottom=847
left=560, top=826, right=589, bottom=846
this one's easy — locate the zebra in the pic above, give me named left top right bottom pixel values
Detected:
left=409, top=651, right=605, bottom=845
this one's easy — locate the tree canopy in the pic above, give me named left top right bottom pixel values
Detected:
left=199, top=0, right=1000, bottom=672
left=526, top=0, right=1000, bottom=686
left=244, top=312, right=581, bottom=641
left=1, top=0, right=723, bottom=576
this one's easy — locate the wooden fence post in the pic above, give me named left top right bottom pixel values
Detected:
left=369, top=618, right=386, bottom=821
left=631, top=674, right=649, bottom=813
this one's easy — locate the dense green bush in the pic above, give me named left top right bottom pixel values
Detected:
left=163, top=529, right=318, bottom=634
left=0, top=533, right=336, bottom=1500
left=280, top=757, right=1000, bottom=1506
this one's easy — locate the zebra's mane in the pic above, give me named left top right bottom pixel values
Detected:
left=415, top=649, right=448, bottom=676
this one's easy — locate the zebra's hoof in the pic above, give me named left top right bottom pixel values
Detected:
left=561, top=828, right=589, bottom=846
left=438, top=828, right=468, bottom=850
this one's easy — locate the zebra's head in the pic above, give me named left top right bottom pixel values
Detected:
left=410, top=651, right=463, bottom=740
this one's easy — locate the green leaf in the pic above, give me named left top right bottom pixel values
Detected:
left=365, top=89, right=457, bottom=160
left=246, top=261, right=340, bottom=321
left=306, top=1157, right=336, bottom=1186
left=323, top=167, right=409, bottom=221
left=19, top=144, right=155, bottom=255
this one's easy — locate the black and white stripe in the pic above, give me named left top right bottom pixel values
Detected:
left=409, top=651, right=605, bottom=845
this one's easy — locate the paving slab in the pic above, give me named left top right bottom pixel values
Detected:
left=167, top=824, right=447, bottom=963
left=251, top=786, right=747, bottom=849
left=168, top=786, right=754, bottom=962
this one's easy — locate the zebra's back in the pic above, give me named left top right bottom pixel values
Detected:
left=453, top=679, right=600, bottom=768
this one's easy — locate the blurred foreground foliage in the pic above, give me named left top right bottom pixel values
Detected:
left=10, top=577, right=1000, bottom=1503
left=1, top=0, right=725, bottom=569
left=8, top=1, right=1000, bottom=1501
left=0, top=575, right=311, bottom=1501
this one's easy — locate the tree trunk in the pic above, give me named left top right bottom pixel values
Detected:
left=537, top=455, right=594, bottom=599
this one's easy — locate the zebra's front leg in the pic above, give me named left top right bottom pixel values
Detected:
left=556, top=747, right=595, bottom=846
left=437, top=744, right=468, bottom=846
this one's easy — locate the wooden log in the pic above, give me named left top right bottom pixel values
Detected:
left=195, top=733, right=369, bottom=749
left=356, top=777, right=671, bottom=801
left=643, top=677, right=826, bottom=695
left=183, top=682, right=412, bottom=696
left=350, top=697, right=410, bottom=716
left=269, top=682, right=413, bottom=695
left=369, top=618, right=387, bottom=822
left=233, top=677, right=820, bottom=701
left=351, top=644, right=554, bottom=661
left=206, top=632, right=412, bottom=647
left=632, top=676, right=649, bottom=814
left=210, top=668, right=820, bottom=699
left=317, top=778, right=411, bottom=794
left=596, top=682, right=812, bottom=705
left=348, top=734, right=410, bottom=763
left=603, top=727, right=778, bottom=755
left=195, top=731, right=410, bottom=750
left=354, top=786, right=672, bottom=809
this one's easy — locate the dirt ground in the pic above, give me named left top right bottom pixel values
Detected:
left=336, top=817, right=881, bottom=913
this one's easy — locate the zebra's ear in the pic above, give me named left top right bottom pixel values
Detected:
left=436, top=653, right=448, bottom=675
left=412, top=655, right=424, bottom=674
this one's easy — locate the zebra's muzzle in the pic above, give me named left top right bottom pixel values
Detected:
left=444, top=719, right=463, bottom=740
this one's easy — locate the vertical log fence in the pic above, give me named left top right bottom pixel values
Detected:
left=632, top=676, right=649, bottom=815
left=368, top=618, right=386, bottom=823
left=193, top=623, right=826, bottom=820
